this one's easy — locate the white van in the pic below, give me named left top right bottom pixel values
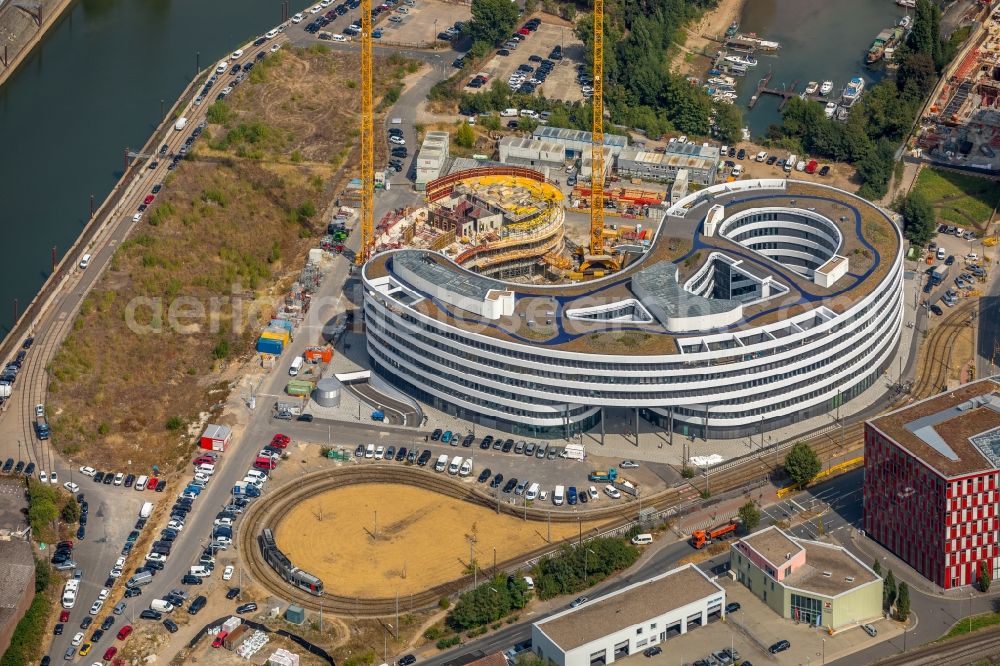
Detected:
left=150, top=599, right=175, bottom=613
left=525, top=482, right=540, bottom=500
left=365, top=443, right=375, bottom=458
left=189, top=565, right=212, bottom=577
left=216, top=59, right=229, bottom=73
left=79, top=254, right=92, bottom=269
left=500, top=108, right=519, bottom=117
left=519, top=109, right=538, bottom=119
left=265, top=28, right=279, bottom=39
left=731, top=164, right=743, bottom=178
left=784, top=154, right=797, bottom=173
left=289, top=356, right=304, bottom=376
left=134, top=475, right=148, bottom=491
left=139, top=502, right=154, bottom=519
left=175, top=116, right=189, bottom=131
left=434, top=454, right=449, bottom=472
left=796, top=159, right=807, bottom=172
left=631, top=533, right=653, bottom=545
left=553, top=485, right=565, bottom=506
left=126, top=571, right=153, bottom=589
left=245, top=469, right=267, bottom=483
left=448, top=456, right=463, bottom=475
left=459, top=459, right=473, bottom=477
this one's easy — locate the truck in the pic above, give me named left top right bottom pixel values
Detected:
left=233, top=481, right=261, bottom=498
left=929, top=264, right=950, bottom=286
left=689, top=520, right=739, bottom=549
left=35, top=414, right=50, bottom=440
left=588, top=468, right=618, bottom=483
left=613, top=477, right=640, bottom=497
left=559, top=443, right=586, bottom=460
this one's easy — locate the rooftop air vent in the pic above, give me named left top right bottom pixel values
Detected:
left=822, top=571, right=832, bottom=577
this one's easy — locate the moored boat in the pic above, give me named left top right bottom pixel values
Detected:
left=804, top=81, right=819, bottom=95
left=819, top=80, right=833, bottom=95
left=841, top=76, right=865, bottom=106
left=724, top=54, right=758, bottom=67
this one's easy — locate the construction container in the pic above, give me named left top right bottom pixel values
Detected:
left=221, top=616, right=242, bottom=633
left=303, top=347, right=333, bottom=363
left=269, top=319, right=294, bottom=334
left=260, top=329, right=290, bottom=346
left=256, top=337, right=284, bottom=355
left=223, top=623, right=248, bottom=650
left=284, top=604, right=305, bottom=625
left=285, top=380, right=315, bottom=397
left=200, top=424, right=232, bottom=452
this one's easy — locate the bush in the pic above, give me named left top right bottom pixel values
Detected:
left=0, top=591, right=52, bottom=666
left=680, top=466, right=695, bottom=479
left=61, top=498, right=80, bottom=524
left=212, top=338, right=231, bottom=360
left=438, top=596, right=451, bottom=610
left=424, top=625, right=444, bottom=640
left=27, top=481, right=59, bottom=538
left=435, top=636, right=461, bottom=650
left=533, top=538, right=639, bottom=601
left=447, top=574, right=529, bottom=631
left=34, top=558, right=52, bottom=594
left=165, top=416, right=184, bottom=431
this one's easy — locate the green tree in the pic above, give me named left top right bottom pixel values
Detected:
left=910, top=0, right=935, bottom=56
left=469, top=0, right=520, bottom=46
left=456, top=123, right=475, bottom=149
left=61, top=497, right=80, bottom=524
left=34, top=558, right=52, bottom=594
left=897, top=52, right=937, bottom=101
left=884, top=569, right=897, bottom=612
left=713, top=101, right=744, bottom=145
left=873, top=560, right=882, bottom=577
left=980, top=560, right=992, bottom=592
left=895, top=581, right=910, bottom=621
left=206, top=100, right=232, bottom=125
left=783, top=442, right=822, bottom=487
left=738, top=501, right=760, bottom=532
left=27, top=481, right=59, bottom=538
left=900, top=190, right=936, bottom=246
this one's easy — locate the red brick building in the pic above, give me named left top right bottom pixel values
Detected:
left=865, top=379, right=1000, bottom=589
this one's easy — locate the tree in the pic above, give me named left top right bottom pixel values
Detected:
left=895, top=581, right=910, bottom=621
left=900, top=190, right=936, bottom=246
left=469, top=0, right=519, bottom=46
left=738, top=501, right=760, bottom=532
left=980, top=560, right=992, bottom=592
left=884, top=569, right=897, bottom=612
left=784, top=443, right=821, bottom=487
left=897, top=52, right=937, bottom=101
left=713, top=101, right=743, bottom=144
left=873, top=560, right=882, bottom=576
left=61, top=497, right=80, bottom=524
left=456, top=122, right=475, bottom=149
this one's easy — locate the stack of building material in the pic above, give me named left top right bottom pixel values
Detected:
left=221, top=616, right=242, bottom=633
left=267, top=648, right=300, bottom=666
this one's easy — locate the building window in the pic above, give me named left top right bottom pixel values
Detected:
left=785, top=566, right=791, bottom=577
left=637, top=627, right=643, bottom=635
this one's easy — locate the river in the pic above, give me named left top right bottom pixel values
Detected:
left=0, top=0, right=309, bottom=336
left=736, top=0, right=909, bottom=137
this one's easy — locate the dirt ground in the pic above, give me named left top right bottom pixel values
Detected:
left=46, top=47, right=413, bottom=475
left=384, top=0, right=470, bottom=46
left=671, top=0, right=746, bottom=78
left=274, top=482, right=609, bottom=597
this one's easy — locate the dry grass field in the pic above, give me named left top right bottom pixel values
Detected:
left=274, top=483, right=610, bottom=597
left=47, top=46, right=415, bottom=473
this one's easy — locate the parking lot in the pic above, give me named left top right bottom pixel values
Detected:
left=632, top=578, right=897, bottom=666
left=386, top=0, right=470, bottom=45
left=467, top=18, right=585, bottom=103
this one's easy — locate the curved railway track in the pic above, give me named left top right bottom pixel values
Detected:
left=911, top=301, right=977, bottom=399
left=874, top=625, right=1000, bottom=665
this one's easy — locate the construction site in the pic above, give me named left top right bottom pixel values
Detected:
left=914, top=4, right=1000, bottom=171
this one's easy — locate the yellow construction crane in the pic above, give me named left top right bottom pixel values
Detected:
left=355, top=0, right=375, bottom=267
left=588, top=0, right=604, bottom=259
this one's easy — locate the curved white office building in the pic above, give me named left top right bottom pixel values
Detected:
left=361, top=179, right=904, bottom=439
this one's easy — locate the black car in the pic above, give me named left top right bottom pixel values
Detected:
left=164, top=594, right=185, bottom=608
left=417, top=450, right=432, bottom=466
left=155, top=482, right=165, bottom=493
left=14, top=461, right=24, bottom=474
left=452, top=58, right=465, bottom=68
left=94, top=471, right=105, bottom=483
left=765, top=155, right=778, bottom=165
left=53, top=623, right=63, bottom=635
left=104, top=576, right=115, bottom=588
left=502, top=478, right=518, bottom=493
left=398, top=656, right=416, bottom=666
left=501, top=439, right=514, bottom=453
left=226, top=587, right=241, bottom=600
left=76, top=525, right=86, bottom=540
left=819, top=165, right=831, bottom=176
left=395, top=447, right=407, bottom=462
left=490, top=473, right=504, bottom=488
left=100, top=616, right=115, bottom=631
left=161, top=618, right=178, bottom=633
left=497, top=49, right=510, bottom=56
left=480, top=435, right=493, bottom=449
left=235, top=602, right=257, bottom=614
left=24, top=462, right=35, bottom=476
left=477, top=468, right=491, bottom=483
left=297, top=413, right=314, bottom=422
left=431, top=428, right=443, bottom=440
left=643, top=647, right=661, bottom=657
left=103, top=473, right=113, bottom=485
left=91, top=629, right=104, bottom=642
left=144, top=559, right=164, bottom=571
left=390, top=147, right=408, bottom=157
left=188, top=595, right=207, bottom=615
left=124, top=474, right=135, bottom=487
left=139, top=610, right=162, bottom=621
left=931, top=304, right=943, bottom=316
left=123, top=587, right=142, bottom=599
left=3, top=458, right=13, bottom=473
left=79, top=617, right=93, bottom=631
left=725, top=602, right=741, bottom=613
left=253, top=36, right=267, bottom=46
left=462, top=434, right=474, bottom=447
left=182, top=574, right=203, bottom=585
left=121, top=543, right=134, bottom=556
left=387, top=127, right=404, bottom=137
left=737, top=148, right=747, bottom=159
left=768, top=640, right=790, bottom=654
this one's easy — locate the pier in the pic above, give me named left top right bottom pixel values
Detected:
left=748, top=74, right=837, bottom=110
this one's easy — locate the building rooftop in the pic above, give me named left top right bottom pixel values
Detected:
left=535, top=564, right=723, bottom=652
left=740, top=527, right=803, bottom=568
left=869, top=379, right=1000, bottom=478
left=0, top=477, right=29, bottom=534
left=364, top=180, right=900, bottom=355
left=0, top=540, right=34, bottom=642
left=532, top=125, right=629, bottom=149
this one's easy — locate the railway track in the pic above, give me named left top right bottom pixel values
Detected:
left=911, top=300, right=977, bottom=399
left=875, top=625, right=1000, bottom=665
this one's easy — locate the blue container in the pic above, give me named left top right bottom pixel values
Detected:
left=256, top=337, right=283, bottom=355
left=269, top=319, right=294, bottom=333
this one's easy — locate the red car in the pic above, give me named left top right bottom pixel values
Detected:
left=193, top=456, right=215, bottom=466
left=116, top=625, right=133, bottom=640
left=147, top=477, right=159, bottom=490
left=103, top=647, right=118, bottom=661
left=59, top=610, right=70, bottom=623
left=270, top=434, right=290, bottom=449
left=517, top=27, right=530, bottom=35
left=143, top=194, right=155, bottom=205
left=253, top=456, right=277, bottom=471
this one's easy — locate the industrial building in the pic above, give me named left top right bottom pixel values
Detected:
left=531, top=564, right=725, bottom=666
left=865, top=379, right=1000, bottom=589
left=531, top=126, right=628, bottom=158
left=616, top=142, right=721, bottom=186
left=415, top=131, right=449, bottom=190
left=731, top=526, right=883, bottom=629
left=362, top=179, right=903, bottom=438
left=498, top=136, right=566, bottom=169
